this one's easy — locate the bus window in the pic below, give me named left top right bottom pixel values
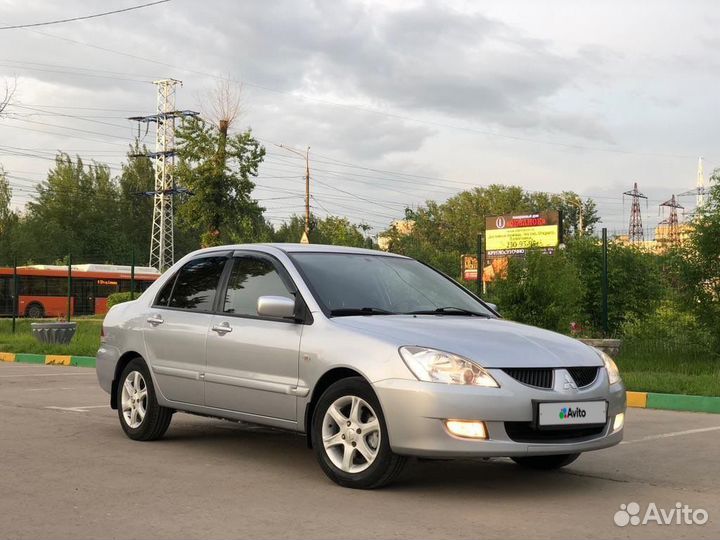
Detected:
left=46, top=278, right=67, bottom=296
left=19, top=276, right=46, bottom=295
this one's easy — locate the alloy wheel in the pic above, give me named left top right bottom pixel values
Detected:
left=121, top=370, right=148, bottom=429
left=322, top=395, right=381, bottom=473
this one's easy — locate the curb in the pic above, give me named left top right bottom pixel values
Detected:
left=1, top=352, right=719, bottom=414
left=0, top=352, right=96, bottom=368
left=627, top=390, right=720, bottom=414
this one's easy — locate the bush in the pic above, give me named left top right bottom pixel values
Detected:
left=107, top=292, right=135, bottom=309
left=621, top=300, right=718, bottom=361
left=566, top=237, right=665, bottom=335
left=487, top=248, right=583, bottom=334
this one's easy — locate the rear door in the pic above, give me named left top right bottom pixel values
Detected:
left=204, top=253, right=303, bottom=421
left=143, top=255, right=229, bottom=406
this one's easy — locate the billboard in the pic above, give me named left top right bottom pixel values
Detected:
left=485, top=211, right=560, bottom=259
left=461, top=254, right=478, bottom=281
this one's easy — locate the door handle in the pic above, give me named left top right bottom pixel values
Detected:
left=147, top=314, right=164, bottom=326
left=211, top=321, right=233, bottom=334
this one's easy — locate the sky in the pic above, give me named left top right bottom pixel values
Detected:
left=0, top=0, right=717, bottom=237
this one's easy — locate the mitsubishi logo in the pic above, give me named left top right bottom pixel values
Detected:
left=563, top=373, right=578, bottom=390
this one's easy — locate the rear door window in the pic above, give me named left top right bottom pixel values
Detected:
left=157, top=257, right=227, bottom=312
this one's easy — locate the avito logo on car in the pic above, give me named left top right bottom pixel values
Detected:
left=559, top=406, right=587, bottom=420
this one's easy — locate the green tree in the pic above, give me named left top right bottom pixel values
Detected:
left=175, top=116, right=266, bottom=247
left=385, top=185, right=597, bottom=278
left=487, top=248, right=584, bottom=334
left=273, top=213, right=369, bottom=247
left=0, top=166, right=18, bottom=264
left=118, top=141, right=155, bottom=259
left=21, top=153, right=124, bottom=263
left=565, top=237, right=665, bottom=335
left=670, top=168, right=720, bottom=340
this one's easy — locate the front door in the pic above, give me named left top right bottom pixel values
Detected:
left=205, top=254, right=302, bottom=421
left=143, top=255, right=228, bottom=406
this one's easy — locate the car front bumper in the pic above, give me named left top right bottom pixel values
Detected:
left=373, top=370, right=626, bottom=458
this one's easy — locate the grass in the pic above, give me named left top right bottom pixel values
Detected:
left=0, top=317, right=102, bottom=357
left=617, top=343, right=720, bottom=397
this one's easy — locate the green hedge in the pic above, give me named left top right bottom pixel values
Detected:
left=107, top=292, right=135, bottom=309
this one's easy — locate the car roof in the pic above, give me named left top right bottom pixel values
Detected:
left=197, top=243, right=407, bottom=258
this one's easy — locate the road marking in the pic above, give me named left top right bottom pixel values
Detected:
left=27, top=387, right=85, bottom=391
left=621, top=425, right=720, bottom=444
left=45, top=405, right=107, bottom=413
left=0, top=372, right=95, bottom=378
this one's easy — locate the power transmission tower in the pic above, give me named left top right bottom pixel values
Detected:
left=678, top=157, right=707, bottom=211
left=659, top=194, right=684, bottom=248
left=623, top=182, right=647, bottom=243
left=129, top=79, right=198, bottom=271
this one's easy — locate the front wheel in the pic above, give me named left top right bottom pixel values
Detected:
left=117, top=358, right=172, bottom=441
left=511, top=453, right=580, bottom=470
left=311, top=377, right=406, bottom=489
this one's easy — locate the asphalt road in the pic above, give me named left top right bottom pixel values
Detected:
left=1, top=362, right=719, bottom=540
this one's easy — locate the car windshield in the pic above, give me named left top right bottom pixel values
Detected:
left=290, top=252, right=494, bottom=317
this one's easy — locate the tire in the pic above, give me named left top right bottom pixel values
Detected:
left=511, top=453, right=581, bottom=470
left=311, top=376, right=406, bottom=489
left=25, top=303, right=44, bottom=318
left=117, top=358, right=172, bottom=441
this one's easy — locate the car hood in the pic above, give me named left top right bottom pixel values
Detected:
left=331, top=315, right=602, bottom=368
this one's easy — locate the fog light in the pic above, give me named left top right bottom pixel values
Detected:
left=445, top=420, right=488, bottom=439
left=613, top=412, right=625, bottom=431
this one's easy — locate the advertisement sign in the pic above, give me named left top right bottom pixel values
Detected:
left=461, top=254, right=478, bottom=281
left=485, top=211, right=560, bottom=259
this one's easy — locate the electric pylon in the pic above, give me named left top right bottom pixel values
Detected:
left=659, top=194, right=684, bottom=248
left=678, top=157, right=707, bottom=211
left=129, top=79, right=198, bottom=271
left=623, top=182, right=647, bottom=243
left=696, top=156, right=706, bottom=207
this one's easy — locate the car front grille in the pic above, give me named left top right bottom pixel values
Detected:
left=504, top=421, right=607, bottom=443
left=502, top=368, right=553, bottom=389
left=567, top=366, right=600, bottom=388
left=502, top=366, right=600, bottom=389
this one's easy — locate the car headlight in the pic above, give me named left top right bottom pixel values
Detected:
left=399, top=346, right=499, bottom=387
left=598, top=350, right=622, bottom=385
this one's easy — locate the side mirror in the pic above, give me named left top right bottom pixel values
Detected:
left=257, top=295, right=296, bottom=319
left=485, top=302, right=499, bottom=313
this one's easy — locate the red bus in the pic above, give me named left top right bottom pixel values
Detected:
left=0, top=264, right=159, bottom=318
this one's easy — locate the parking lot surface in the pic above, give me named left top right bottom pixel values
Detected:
left=1, top=362, right=718, bottom=539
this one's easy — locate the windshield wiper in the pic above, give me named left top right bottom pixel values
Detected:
left=329, top=307, right=397, bottom=317
left=406, top=306, right=492, bottom=317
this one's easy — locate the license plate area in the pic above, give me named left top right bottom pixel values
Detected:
left=535, top=400, right=607, bottom=428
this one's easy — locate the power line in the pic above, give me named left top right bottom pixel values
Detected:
left=0, top=1, right=171, bottom=30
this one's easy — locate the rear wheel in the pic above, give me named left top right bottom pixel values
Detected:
left=117, top=358, right=172, bottom=441
left=511, top=453, right=580, bottom=470
left=25, top=303, right=44, bottom=318
left=312, top=377, right=406, bottom=489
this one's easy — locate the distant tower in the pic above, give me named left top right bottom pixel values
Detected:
left=696, top=156, right=706, bottom=207
left=659, top=195, right=684, bottom=248
left=623, top=182, right=647, bottom=243
left=678, top=156, right=707, bottom=212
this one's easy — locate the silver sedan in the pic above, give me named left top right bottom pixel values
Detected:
left=96, top=244, right=626, bottom=488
